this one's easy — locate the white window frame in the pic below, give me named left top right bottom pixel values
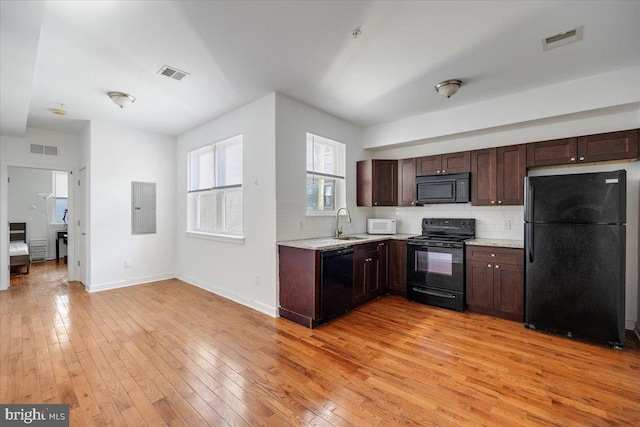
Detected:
left=187, top=135, right=244, bottom=241
left=306, top=133, right=346, bottom=215
left=50, top=170, right=68, bottom=226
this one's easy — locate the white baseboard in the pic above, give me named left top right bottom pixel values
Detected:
left=88, top=273, right=174, bottom=293
left=176, top=273, right=277, bottom=318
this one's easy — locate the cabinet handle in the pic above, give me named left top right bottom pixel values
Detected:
left=570, top=157, right=576, bottom=162
left=491, top=201, right=496, bottom=204
left=442, top=170, right=446, bottom=173
left=374, top=202, right=378, bottom=206
left=498, top=200, right=502, bottom=204
left=437, top=170, right=441, bottom=174
left=378, top=243, right=385, bottom=247
left=491, top=254, right=495, bottom=257
left=579, top=156, right=585, bottom=161
left=495, top=265, right=500, bottom=269
left=487, top=264, right=492, bottom=268
left=366, top=258, right=372, bottom=262
left=411, top=202, right=415, bottom=205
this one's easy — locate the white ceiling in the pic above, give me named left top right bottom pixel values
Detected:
left=2, top=0, right=640, bottom=138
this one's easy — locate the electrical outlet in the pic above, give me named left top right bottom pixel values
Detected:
left=124, top=259, right=131, bottom=268
left=503, top=219, right=512, bottom=231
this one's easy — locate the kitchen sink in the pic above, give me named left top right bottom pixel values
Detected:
left=335, top=236, right=365, bottom=241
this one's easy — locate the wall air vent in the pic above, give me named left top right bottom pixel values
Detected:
left=30, top=144, right=58, bottom=156
left=157, top=65, right=189, bottom=81
left=543, top=25, right=583, bottom=51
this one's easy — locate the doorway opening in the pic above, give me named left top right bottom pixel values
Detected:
left=8, top=166, right=72, bottom=286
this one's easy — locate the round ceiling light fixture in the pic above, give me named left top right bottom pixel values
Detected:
left=51, top=104, right=67, bottom=115
left=435, top=79, right=462, bottom=98
left=108, top=91, right=136, bottom=109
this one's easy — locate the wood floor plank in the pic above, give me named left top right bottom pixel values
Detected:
left=3, top=261, right=639, bottom=426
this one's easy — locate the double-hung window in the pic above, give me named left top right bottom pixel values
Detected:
left=306, top=133, right=346, bottom=213
left=51, top=170, right=68, bottom=225
left=187, top=135, right=243, bottom=237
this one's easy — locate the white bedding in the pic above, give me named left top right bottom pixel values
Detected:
left=10, top=242, right=29, bottom=256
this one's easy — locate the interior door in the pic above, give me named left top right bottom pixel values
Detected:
left=78, top=167, right=87, bottom=287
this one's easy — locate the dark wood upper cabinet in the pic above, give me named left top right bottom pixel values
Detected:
left=471, top=145, right=526, bottom=206
left=527, top=129, right=638, bottom=167
left=526, top=137, right=577, bottom=167
left=416, top=151, right=470, bottom=176
left=496, top=144, right=527, bottom=206
left=398, top=158, right=416, bottom=206
left=577, top=129, right=639, bottom=163
left=357, top=160, right=398, bottom=206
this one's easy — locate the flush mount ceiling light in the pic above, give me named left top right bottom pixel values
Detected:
left=51, top=103, right=67, bottom=115
left=108, top=91, right=136, bottom=109
left=435, top=79, right=462, bottom=98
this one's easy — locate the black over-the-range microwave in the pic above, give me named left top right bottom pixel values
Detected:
left=416, top=172, right=470, bottom=204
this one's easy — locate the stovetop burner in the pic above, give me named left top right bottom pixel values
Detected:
left=407, top=218, right=476, bottom=245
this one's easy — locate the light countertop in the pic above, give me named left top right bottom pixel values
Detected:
left=277, top=233, right=417, bottom=250
left=466, top=238, right=524, bottom=249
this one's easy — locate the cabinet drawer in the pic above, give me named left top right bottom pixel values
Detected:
left=466, top=246, right=523, bottom=265
left=355, top=241, right=386, bottom=258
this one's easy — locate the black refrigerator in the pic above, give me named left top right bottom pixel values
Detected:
left=524, top=170, right=626, bottom=348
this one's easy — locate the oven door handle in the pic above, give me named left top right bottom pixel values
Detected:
left=412, top=287, right=456, bottom=299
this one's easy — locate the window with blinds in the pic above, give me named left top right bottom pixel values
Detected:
left=306, top=133, right=345, bottom=213
left=187, top=135, right=243, bottom=236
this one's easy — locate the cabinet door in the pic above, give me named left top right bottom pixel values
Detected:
left=357, top=160, right=398, bottom=207
left=388, top=240, right=407, bottom=296
left=367, top=253, right=381, bottom=300
left=377, top=242, right=388, bottom=295
left=373, top=160, right=397, bottom=206
left=471, top=148, right=497, bottom=206
left=466, top=260, right=493, bottom=309
left=416, top=155, right=441, bottom=176
left=353, top=257, right=368, bottom=306
left=578, top=129, right=639, bottom=163
left=496, top=144, right=526, bottom=206
left=441, top=151, right=471, bottom=174
left=398, top=158, right=416, bottom=206
left=493, top=262, right=524, bottom=319
left=526, top=137, right=577, bottom=167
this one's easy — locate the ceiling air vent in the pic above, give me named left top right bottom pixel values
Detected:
left=30, top=144, right=58, bottom=156
left=157, top=65, right=189, bottom=81
left=543, top=25, right=583, bottom=51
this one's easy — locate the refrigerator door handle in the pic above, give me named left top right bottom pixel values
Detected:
left=527, top=224, right=534, bottom=263
left=524, top=177, right=533, bottom=223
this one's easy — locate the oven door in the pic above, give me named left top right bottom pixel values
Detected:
left=407, top=242, right=465, bottom=311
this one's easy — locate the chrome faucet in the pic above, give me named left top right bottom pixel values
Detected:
left=335, top=207, right=352, bottom=238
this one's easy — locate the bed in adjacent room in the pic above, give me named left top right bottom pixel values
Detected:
left=10, top=222, right=29, bottom=275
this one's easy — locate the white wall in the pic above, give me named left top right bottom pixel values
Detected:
left=275, top=93, right=371, bottom=242
left=7, top=166, right=68, bottom=260
left=175, top=93, right=278, bottom=316
left=363, top=65, right=640, bottom=149
left=0, top=127, right=79, bottom=290
left=87, top=121, right=176, bottom=291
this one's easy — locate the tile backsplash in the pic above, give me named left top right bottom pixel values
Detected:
left=374, top=204, right=525, bottom=241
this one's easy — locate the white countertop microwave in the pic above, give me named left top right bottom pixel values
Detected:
left=367, top=219, right=397, bottom=235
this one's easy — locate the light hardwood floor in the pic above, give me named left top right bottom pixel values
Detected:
left=2, top=261, right=639, bottom=426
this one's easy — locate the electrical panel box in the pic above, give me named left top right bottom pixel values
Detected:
left=131, top=181, right=156, bottom=235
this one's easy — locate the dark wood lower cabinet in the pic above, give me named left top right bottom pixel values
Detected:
left=388, top=240, right=407, bottom=296
left=278, top=246, right=320, bottom=328
left=354, top=241, right=387, bottom=306
left=279, top=240, right=391, bottom=328
left=466, top=245, right=524, bottom=321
